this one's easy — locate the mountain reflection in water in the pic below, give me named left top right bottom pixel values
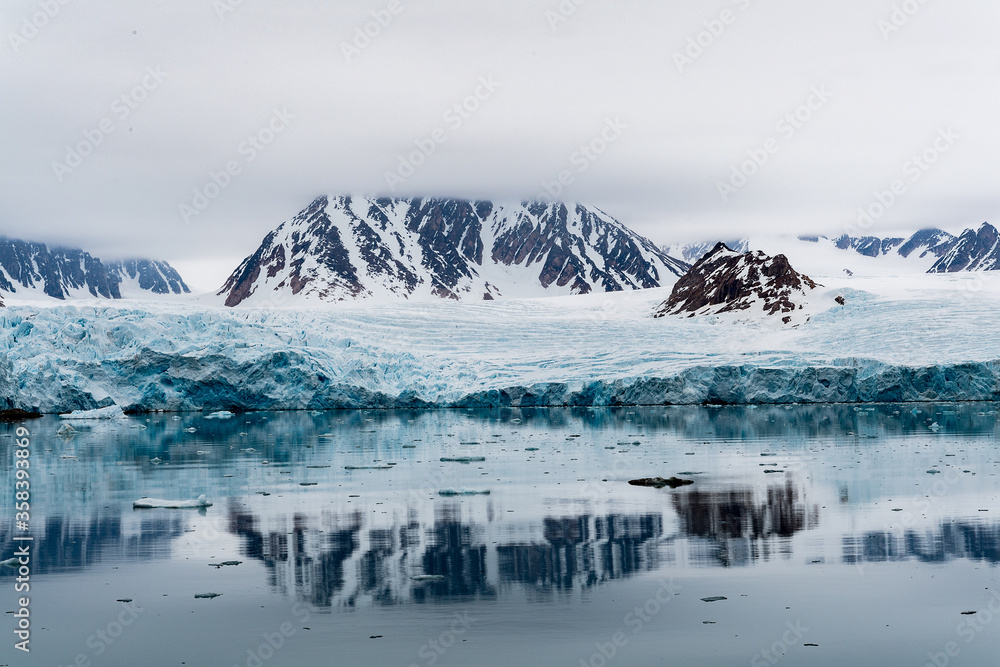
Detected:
left=226, top=505, right=667, bottom=607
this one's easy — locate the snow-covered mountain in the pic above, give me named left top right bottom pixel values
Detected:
left=654, top=242, right=819, bottom=324
left=0, top=237, right=189, bottom=301
left=660, top=239, right=749, bottom=263
left=927, top=223, right=1000, bottom=272
left=680, top=223, right=998, bottom=278
left=219, top=196, right=689, bottom=306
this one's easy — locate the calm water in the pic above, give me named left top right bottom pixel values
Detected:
left=2, top=405, right=999, bottom=666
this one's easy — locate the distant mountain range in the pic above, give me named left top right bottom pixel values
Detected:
left=219, top=195, right=690, bottom=306
left=0, top=237, right=189, bottom=302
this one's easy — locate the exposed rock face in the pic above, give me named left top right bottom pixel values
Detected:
left=654, top=243, right=818, bottom=320
left=897, top=228, right=957, bottom=260
left=833, top=234, right=904, bottom=257
left=0, top=239, right=120, bottom=298
left=0, top=237, right=188, bottom=300
left=219, top=195, right=690, bottom=306
left=107, top=260, right=190, bottom=295
left=928, top=223, right=1000, bottom=272
left=661, top=239, right=749, bottom=263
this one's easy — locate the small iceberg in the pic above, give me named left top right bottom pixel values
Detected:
left=194, top=592, right=222, bottom=599
left=205, top=410, right=234, bottom=420
left=438, top=489, right=491, bottom=496
left=440, top=456, right=486, bottom=463
left=133, top=494, right=212, bottom=509
left=59, top=405, right=126, bottom=420
left=56, top=424, right=76, bottom=437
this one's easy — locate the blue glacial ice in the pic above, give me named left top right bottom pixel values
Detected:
left=2, top=283, right=999, bottom=414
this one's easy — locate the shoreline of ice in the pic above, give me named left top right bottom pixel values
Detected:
left=2, top=274, right=999, bottom=413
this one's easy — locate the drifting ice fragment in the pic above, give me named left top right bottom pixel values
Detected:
left=133, top=494, right=212, bottom=509
left=205, top=411, right=234, bottom=419
left=440, top=456, right=486, bottom=463
left=438, top=489, right=491, bottom=496
left=59, top=405, right=126, bottom=420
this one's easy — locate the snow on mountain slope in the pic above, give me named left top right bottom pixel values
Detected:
left=4, top=271, right=1000, bottom=413
left=106, top=259, right=190, bottom=297
left=0, top=236, right=189, bottom=302
left=660, top=239, right=750, bottom=263
left=654, top=243, right=820, bottom=325
left=218, top=196, right=689, bottom=306
left=676, top=224, right=1000, bottom=279
left=929, top=223, right=1000, bottom=272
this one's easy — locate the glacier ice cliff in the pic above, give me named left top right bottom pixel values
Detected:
left=2, top=288, right=999, bottom=413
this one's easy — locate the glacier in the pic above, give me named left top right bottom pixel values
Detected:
left=2, top=273, right=1000, bottom=413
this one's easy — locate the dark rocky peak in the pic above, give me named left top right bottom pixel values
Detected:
left=833, top=234, right=904, bottom=258
left=928, top=222, right=1000, bottom=273
left=219, top=195, right=689, bottom=305
left=896, top=228, right=956, bottom=259
left=654, top=243, right=819, bottom=323
left=0, top=236, right=188, bottom=300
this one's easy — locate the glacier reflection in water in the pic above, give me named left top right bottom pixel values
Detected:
left=1, top=403, right=999, bottom=666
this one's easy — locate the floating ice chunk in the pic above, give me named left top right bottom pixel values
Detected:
left=59, top=405, right=126, bottom=420
left=1, top=557, right=22, bottom=568
left=205, top=411, right=234, bottom=419
left=56, top=424, right=76, bottom=436
left=133, top=494, right=212, bottom=509
left=440, top=456, right=486, bottom=463
left=438, top=489, right=491, bottom=496
left=194, top=592, right=222, bottom=599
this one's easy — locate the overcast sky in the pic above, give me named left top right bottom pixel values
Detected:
left=2, top=0, right=999, bottom=290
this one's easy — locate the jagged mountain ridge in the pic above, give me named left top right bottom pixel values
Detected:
left=801, top=223, right=1000, bottom=272
left=661, top=239, right=750, bottom=263
left=671, top=223, right=999, bottom=275
left=219, top=196, right=690, bottom=306
left=654, top=242, right=818, bottom=324
left=0, top=236, right=189, bottom=300
left=928, top=223, right=1000, bottom=272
